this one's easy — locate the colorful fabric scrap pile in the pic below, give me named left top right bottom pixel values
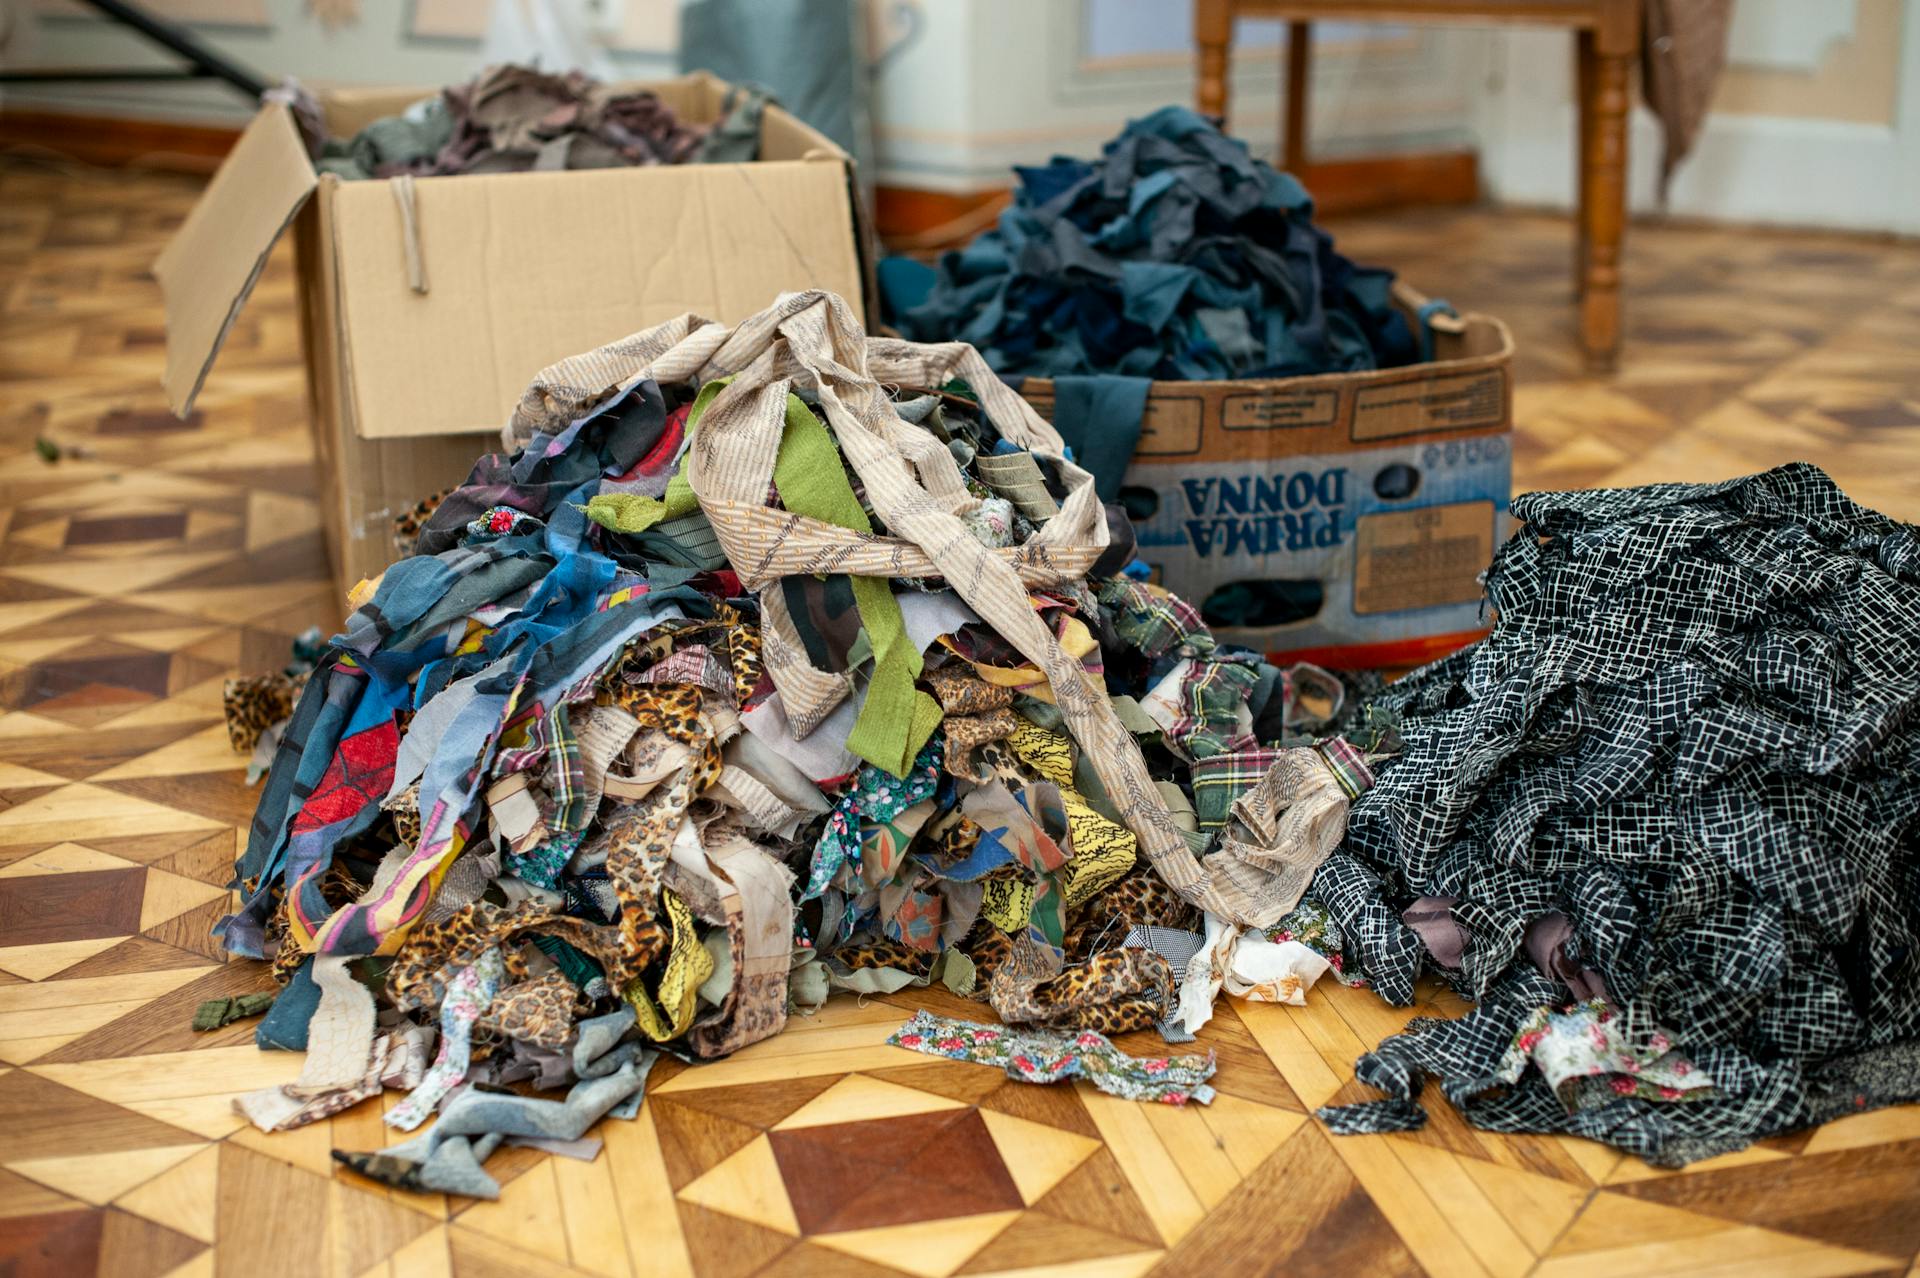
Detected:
left=217, top=273, right=1920, bottom=1184
left=1315, top=464, right=1920, bottom=1166
left=281, top=63, right=766, bottom=181
left=216, top=291, right=1377, bottom=1195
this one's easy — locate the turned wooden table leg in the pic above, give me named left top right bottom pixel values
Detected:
left=1576, top=30, right=1630, bottom=371
left=1283, top=21, right=1311, bottom=172
left=1196, top=0, right=1233, bottom=122
left=1574, top=32, right=1594, bottom=298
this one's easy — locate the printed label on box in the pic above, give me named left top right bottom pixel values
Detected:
left=1351, top=501, right=1495, bottom=615
left=1124, top=442, right=1506, bottom=656
left=1221, top=390, right=1340, bottom=431
left=1136, top=395, right=1205, bottom=454
left=1351, top=370, right=1506, bottom=441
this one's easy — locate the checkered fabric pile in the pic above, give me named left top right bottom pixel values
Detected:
left=1316, top=463, right=1920, bottom=1165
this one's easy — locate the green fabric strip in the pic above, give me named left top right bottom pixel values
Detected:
left=768, top=392, right=940, bottom=778
left=581, top=385, right=712, bottom=534
left=192, top=990, right=276, bottom=1031
left=586, top=379, right=939, bottom=778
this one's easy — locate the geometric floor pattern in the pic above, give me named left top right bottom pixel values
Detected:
left=2, top=157, right=1919, bottom=1276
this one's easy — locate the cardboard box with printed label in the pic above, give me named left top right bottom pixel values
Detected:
left=154, top=72, right=872, bottom=601
left=1021, top=286, right=1514, bottom=668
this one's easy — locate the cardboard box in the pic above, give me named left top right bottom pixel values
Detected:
left=1021, top=287, right=1514, bottom=668
left=156, top=72, right=873, bottom=599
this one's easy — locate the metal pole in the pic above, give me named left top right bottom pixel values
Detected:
left=72, top=0, right=270, bottom=99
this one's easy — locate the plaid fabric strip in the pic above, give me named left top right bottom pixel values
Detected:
left=492, top=666, right=603, bottom=832
left=1189, top=748, right=1283, bottom=829
left=543, top=702, right=587, bottom=832
left=1314, top=736, right=1374, bottom=799
left=1165, top=660, right=1260, bottom=759
left=491, top=702, right=554, bottom=780
left=1097, top=579, right=1212, bottom=659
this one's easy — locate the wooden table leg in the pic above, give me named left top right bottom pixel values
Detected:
left=1574, top=32, right=1593, bottom=299
left=1576, top=29, right=1630, bottom=372
left=1196, top=0, right=1233, bottom=122
left=1284, top=20, right=1311, bottom=172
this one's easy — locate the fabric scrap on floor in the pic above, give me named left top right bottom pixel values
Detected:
left=889, top=1009, right=1216, bottom=1105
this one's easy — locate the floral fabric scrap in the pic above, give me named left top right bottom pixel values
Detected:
left=888, top=1009, right=1216, bottom=1106
left=1498, top=1000, right=1715, bottom=1113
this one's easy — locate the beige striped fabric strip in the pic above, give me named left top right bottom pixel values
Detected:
left=499, top=291, right=1271, bottom=925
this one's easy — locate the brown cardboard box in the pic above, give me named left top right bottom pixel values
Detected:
left=155, top=72, right=871, bottom=600
left=1020, top=287, right=1514, bottom=668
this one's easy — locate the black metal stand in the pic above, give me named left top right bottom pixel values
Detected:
left=0, top=0, right=269, bottom=99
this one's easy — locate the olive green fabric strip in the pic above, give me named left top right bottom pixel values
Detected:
left=769, top=392, right=940, bottom=778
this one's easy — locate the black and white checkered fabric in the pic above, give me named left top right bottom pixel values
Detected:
left=1315, top=464, right=1920, bottom=1166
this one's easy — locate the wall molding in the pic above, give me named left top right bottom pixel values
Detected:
left=0, top=107, right=237, bottom=172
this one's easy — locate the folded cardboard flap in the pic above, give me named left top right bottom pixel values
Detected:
left=155, top=72, right=865, bottom=440
left=330, top=158, right=863, bottom=440
left=154, top=102, right=317, bottom=419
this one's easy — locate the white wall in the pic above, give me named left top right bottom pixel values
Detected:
left=0, top=0, right=678, bottom=122
left=870, top=0, right=1482, bottom=192
left=5, top=0, right=1914, bottom=234
left=867, top=0, right=1920, bottom=232
left=1472, top=0, right=1920, bottom=234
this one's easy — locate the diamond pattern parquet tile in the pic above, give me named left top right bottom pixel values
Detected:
left=0, top=867, right=145, bottom=946
left=0, top=723, right=217, bottom=784
left=772, top=1109, right=1023, bottom=1233
left=0, top=1206, right=109, bottom=1277
left=0, top=163, right=1917, bottom=1278
left=0, top=1068, right=203, bottom=1161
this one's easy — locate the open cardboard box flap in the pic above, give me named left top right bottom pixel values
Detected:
left=331, top=155, right=862, bottom=440
left=154, top=72, right=869, bottom=440
left=155, top=101, right=317, bottom=419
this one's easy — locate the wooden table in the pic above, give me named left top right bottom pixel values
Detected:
left=1196, top=0, right=1640, bottom=370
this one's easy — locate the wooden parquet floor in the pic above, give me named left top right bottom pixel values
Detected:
left=2, top=159, right=1920, bottom=1278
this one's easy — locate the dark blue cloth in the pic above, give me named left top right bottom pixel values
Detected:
left=897, top=106, right=1415, bottom=386
left=1049, top=375, right=1151, bottom=503
left=256, top=956, right=320, bottom=1050
left=893, top=107, right=1418, bottom=500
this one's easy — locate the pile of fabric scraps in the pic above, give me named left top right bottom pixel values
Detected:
left=214, top=292, right=1386, bottom=1194
left=887, top=106, right=1419, bottom=499
left=1310, top=464, right=1920, bottom=1166
left=277, top=63, right=766, bottom=181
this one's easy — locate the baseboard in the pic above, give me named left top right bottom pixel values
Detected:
left=1302, top=148, right=1480, bottom=217
left=874, top=187, right=1012, bottom=253
left=6, top=109, right=1478, bottom=233
left=876, top=147, right=1479, bottom=253
left=0, top=109, right=240, bottom=174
